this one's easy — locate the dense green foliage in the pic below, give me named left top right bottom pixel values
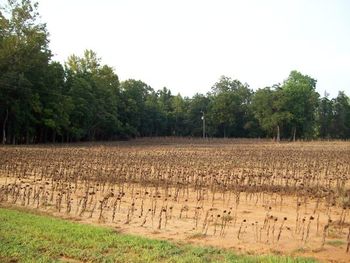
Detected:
left=1, top=0, right=350, bottom=143
left=0, top=207, right=316, bottom=263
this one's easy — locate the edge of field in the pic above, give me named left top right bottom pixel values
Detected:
left=0, top=206, right=317, bottom=263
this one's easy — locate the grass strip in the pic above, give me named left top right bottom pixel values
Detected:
left=0, top=207, right=316, bottom=263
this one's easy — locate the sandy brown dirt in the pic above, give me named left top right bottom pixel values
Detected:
left=1, top=178, right=349, bottom=263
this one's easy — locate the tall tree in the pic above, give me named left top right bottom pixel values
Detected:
left=209, top=76, right=252, bottom=137
left=65, top=50, right=121, bottom=141
left=143, top=90, right=163, bottom=136
left=317, top=91, right=333, bottom=138
left=157, top=87, right=174, bottom=135
left=280, top=71, right=319, bottom=140
left=119, top=79, right=152, bottom=137
left=170, top=94, right=187, bottom=136
left=330, top=91, right=350, bottom=139
left=251, top=86, right=291, bottom=141
left=40, top=61, right=72, bottom=143
left=187, top=93, right=210, bottom=137
left=0, top=0, right=51, bottom=144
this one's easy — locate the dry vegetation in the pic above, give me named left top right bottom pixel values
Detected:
left=0, top=138, right=350, bottom=262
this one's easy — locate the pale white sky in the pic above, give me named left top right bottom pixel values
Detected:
left=37, top=0, right=350, bottom=98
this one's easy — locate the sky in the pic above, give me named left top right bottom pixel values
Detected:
left=37, top=0, right=350, bottom=98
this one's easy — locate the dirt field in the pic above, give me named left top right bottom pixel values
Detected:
left=0, top=138, right=349, bottom=262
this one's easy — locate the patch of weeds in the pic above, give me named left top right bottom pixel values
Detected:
left=326, top=239, right=345, bottom=247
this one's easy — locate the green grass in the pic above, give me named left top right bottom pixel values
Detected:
left=0, top=207, right=316, bottom=263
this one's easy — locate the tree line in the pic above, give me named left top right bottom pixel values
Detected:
left=1, top=0, right=350, bottom=144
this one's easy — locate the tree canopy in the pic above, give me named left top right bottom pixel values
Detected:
left=1, top=0, right=350, bottom=144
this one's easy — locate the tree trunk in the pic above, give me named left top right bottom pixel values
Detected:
left=276, top=125, right=280, bottom=142
left=52, top=130, right=56, bottom=143
left=2, top=108, right=8, bottom=144
left=292, top=126, right=296, bottom=142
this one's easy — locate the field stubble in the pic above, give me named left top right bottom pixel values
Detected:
left=0, top=138, right=349, bottom=262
